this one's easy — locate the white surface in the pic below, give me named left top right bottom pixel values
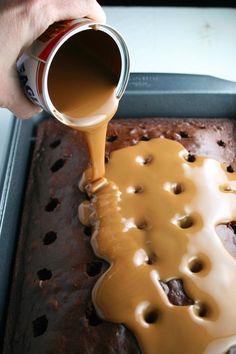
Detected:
left=105, top=7, right=236, bottom=82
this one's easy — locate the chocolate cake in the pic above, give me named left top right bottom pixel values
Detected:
left=3, top=117, right=236, bottom=354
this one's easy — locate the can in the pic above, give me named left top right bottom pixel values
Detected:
left=17, top=19, right=130, bottom=127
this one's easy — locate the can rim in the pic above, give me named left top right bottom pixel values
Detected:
left=42, top=22, right=130, bottom=127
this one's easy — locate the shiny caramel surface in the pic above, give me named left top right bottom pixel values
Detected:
left=80, top=137, right=236, bottom=354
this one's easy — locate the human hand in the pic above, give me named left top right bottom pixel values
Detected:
left=0, top=0, right=105, bottom=118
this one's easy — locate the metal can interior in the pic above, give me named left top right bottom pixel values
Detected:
left=43, top=23, right=130, bottom=126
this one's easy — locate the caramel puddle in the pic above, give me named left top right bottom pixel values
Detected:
left=80, top=137, right=236, bottom=354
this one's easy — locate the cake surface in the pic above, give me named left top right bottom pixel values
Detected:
left=4, top=117, right=236, bottom=354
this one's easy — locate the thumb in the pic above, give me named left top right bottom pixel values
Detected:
left=4, top=68, right=42, bottom=119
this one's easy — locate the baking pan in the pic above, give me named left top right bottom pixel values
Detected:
left=1, top=72, right=236, bottom=343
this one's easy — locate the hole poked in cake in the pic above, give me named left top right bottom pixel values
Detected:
left=217, top=140, right=226, bottom=148
left=133, top=249, right=154, bottom=266
left=184, top=153, right=196, bottom=163
left=86, top=260, right=103, bottom=277
left=179, top=131, right=189, bottom=138
left=164, top=182, right=184, bottom=195
left=49, top=139, right=61, bottom=149
left=136, top=154, right=153, bottom=165
left=106, top=135, right=118, bottom=142
left=143, top=309, right=159, bottom=324
left=127, top=185, right=144, bottom=194
left=50, top=158, right=66, bottom=172
left=227, top=165, right=234, bottom=173
left=45, top=198, right=59, bottom=212
left=140, top=135, right=150, bottom=141
left=177, top=215, right=194, bottom=229
left=136, top=220, right=150, bottom=231
left=32, top=315, right=48, bottom=337
left=37, top=268, right=52, bottom=281
left=171, top=182, right=184, bottom=195
left=188, top=258, right=204, bottom=273
left=160, top=279, right=194, bottom=306
left=192, top=302, right=209, bottom=318
left=86, top=303, right=103, bottom=326
left=43, top=231, right=57, bottom=245
left=146, top=252, right=157, bottom=265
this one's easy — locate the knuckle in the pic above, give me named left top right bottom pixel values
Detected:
left=25, top=0, right=54, bottom=29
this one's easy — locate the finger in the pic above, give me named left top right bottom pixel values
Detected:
left=4, top=69, right=42, bottom=119
left=22, top=1, right=106, bottom=52
left=52, top=0, right=106, bottom=23
left=85, top=0, right=106, bottom=23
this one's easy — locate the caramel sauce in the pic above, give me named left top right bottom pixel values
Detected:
left=48, top=29, right=120, bottom=182
left=79, top=138, right=236, bottom=354
left=47, top=23, right=236, bottom=354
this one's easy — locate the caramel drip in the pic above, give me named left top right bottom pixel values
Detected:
left=82, top=100, right=117, bottom=182
left=80, top=138, right=236, bottom=354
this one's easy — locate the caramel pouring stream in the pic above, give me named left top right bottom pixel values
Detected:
left=48, top=29, right=119, bottom=182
